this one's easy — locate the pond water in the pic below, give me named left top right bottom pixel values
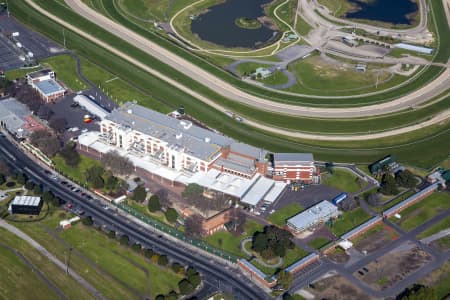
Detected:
left=345, top=0, right=418, bottom=25
left=190, top=0, right=279, bottom=49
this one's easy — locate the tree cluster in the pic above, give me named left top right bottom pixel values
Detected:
left=59, top=142, right=80, bottom=168
left=85, top=166, right=105, bottom=189
left=184, top=214, right=204, bottom=238
left=12, top=83, right=43, bottom=113
left=252, top=226, right=294, bottom=260
left=182, top=183, right=229, bottom=214
left=100, top=150, right=134, bottom=176
left=397, top=284, right=436, bottom=300
left=379, top=173, right=399, bottom=195
left=29, top=130, right=61, bottom=157
left=395, top=170, right=417, bottom=189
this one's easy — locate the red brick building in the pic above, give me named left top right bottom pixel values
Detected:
left=272, top=153, right=318, bottom=183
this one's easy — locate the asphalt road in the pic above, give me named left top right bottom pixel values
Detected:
left=46, top=0, right=450, bottom=120
left=0, top=135, right=271, bottom=300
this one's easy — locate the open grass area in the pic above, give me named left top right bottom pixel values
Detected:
left=287, top=54, right=408, bottom=96
left=328, top=207, right=372, bottom=237
left=321, top=168, right=366, bottom=193
left=268, top=203, right=304, bottom=226
left=308, top=236, right=331, bottom=249
left=0, top=245, right=60, bottom=300
left=119, top=0, right=198, bottom=22
left=393, top=192, right=450, bottom=231
left=419, top=261, right=450, bottom=300
left=317, top=0, right=355, bottom=17
left=126, top=200, right=170, bottom=225
left=295, top=13, right=313, bottom=36
left=0, top=227, right=94, bottom=299
left=41, top=54, right=88, bottom=91
left=11, top=210, right=182, bottom=299
left=53, top=154, right=102, bottom=186
left=371, top=189, right=416, bottom=213
left=205, top=220, right=264, bottom=258
left=417, top=217, right=450, bottom=239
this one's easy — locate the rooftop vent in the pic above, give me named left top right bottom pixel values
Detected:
left=127, top=109, right=132, bottom=114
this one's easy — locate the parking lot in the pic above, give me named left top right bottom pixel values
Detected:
left=0, top=35, right=23, bottom=70
left=272, top=184, right=341, bottom=211
left=0, top=13, right=65, bottom=61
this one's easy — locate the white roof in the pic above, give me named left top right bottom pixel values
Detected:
left=287, top=200, right=338, bottom=231
left=394, top=43, right=433, bottom=54
left=241, top=176, right=274, bottom=206
left=191, top=169, right=258, bottom=199
left=264, top=182, right=287, bottom=203
left=74, top=95, right=109, bottom=120
left=338, top=240, right=353, bottom=250
left=11, top=196, right=41, bottom=206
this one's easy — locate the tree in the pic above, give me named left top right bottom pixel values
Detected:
left=366, top=192, right=382, bottom=206
left=59, top=142, right=80, bottom=168
left=395, top=170, right=417, bottom=188
left=170, top=262, right=183, bottom=274
left=119, top=235, right=129, bottom=246
left=25, top=180, right=35, bottom=190
left=108, top=231, right=116, bottom=239
left=157, top=255, right=169, bottom=266
left=0, top=174, right=5, bottom=185
left=380, top=173, right=399, bottom=195
left=185, top=214, right=204, bottom=238
left=282, top=293, right=295, bottom=300
left=49, top=117, right=67, bottom=134
left=100, top=150, right=134, bottom=176
left=144, top=248, right=154, bottom=259
left=166, top=291, right=178, bottom=300
left=85, top=166, right=105, bottom=189
left=42, top=190, right=54, bottom=203
left=37, top=105, right=53, bottom=120
left=277, top=271, right=292, bottom=290
left=186, top=266, right=198, bottom=278
left=182, top=183, right=204, bottom=198
left=154, top=189, right=170, bottom=207
left=155, top=295, right=165, bottom=300
left=325, top=162, right=334, bottom=174
left=148, top=195, right=161, bottom=212
left=252, top=226, right=294, bottom=259
left=29, top=130, right=61, bottom=157
left=33, top=184, right=42, bottom=195
left=397, top=284, right=437, bottom=300
left=187, top=272, right=201, bottom=288
left=105, top=174, right=119, bottom=191
left=16, top=173, right=26, bottom=185
left=82, top=216, right=93, bottom=226
left=178, top=279, right=194, bottom=295
left=131, top=243, right=141, bottom=252
left=132, top=185, right=146, bottom=202
left=165, top=208, right=178, bottom=223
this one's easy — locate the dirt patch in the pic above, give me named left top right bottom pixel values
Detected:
left=355, top=245, right=432, bottom=290
left=308, top=274, right=375, bottom=300
left=327, top=248, right=350, bottom=263
left=354, top=225, right=399, bottom=254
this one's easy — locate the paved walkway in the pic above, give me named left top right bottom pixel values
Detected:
left=0, top=219, right=105, bottom=300
left=421, top=229, right=450, bottom=244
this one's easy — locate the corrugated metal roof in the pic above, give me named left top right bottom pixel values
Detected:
left=287, top=200, right=338, bottom=231
left=274, top=153, right=314, bottom=163
left=34, top=79, right=65, bottom=95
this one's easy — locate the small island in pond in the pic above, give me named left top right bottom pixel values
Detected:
left=234, top=17, right=262, bottom=29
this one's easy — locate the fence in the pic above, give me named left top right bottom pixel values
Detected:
left=111, top=202, right=239, bottom=263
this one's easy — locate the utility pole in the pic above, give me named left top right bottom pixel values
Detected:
left=62, top=28, right=66, bottom=48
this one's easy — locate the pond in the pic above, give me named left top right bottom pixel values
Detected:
left=190, top=0, right=279, bottom=49
left=345, top=0, right=418, bottom=25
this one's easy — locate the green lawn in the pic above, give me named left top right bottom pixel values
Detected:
left=205, top=220, right=265, bottom=258
left=393, top=192, right=450, bottom=231
left=307, top=237, right=331, bottom=249
left=417, top=217, right=450, bottom=239
left=371, top=189, right=416, bottom=213
left=328, top=208, right=372, bottom=237
left=126, top=200, right=169, bottom=224
left=0, top=227, right=94, bottom=299
left=268, top=203, right=304, bottom=226
left=352, top=224, right=384, bottom=244
left=321, top=169, right=366, bottom=193
left=0, top=246, right=60, bottom=300
left=53, top=154, right=102, bottom=186
left=12, top=210, right=182, bottom=299
left=41, top=54, right=88, bottom=91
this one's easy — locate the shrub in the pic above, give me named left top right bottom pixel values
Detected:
left=165, top=208, right=178, bottom=223
left=157, top=255, right=169, bottom=266
left=178, top=279, right=194, bottom=295
left=119, top=235, right=129, bottom=246
left=81, top=216, right=93, bottom=226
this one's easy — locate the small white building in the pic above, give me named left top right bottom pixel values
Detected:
left=26, top=69, right=66, bottom=102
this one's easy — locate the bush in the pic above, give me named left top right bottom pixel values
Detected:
left=155, top=295, right=165, bottom=300
left=166, top=291, right=178, bottom=300
left=33, top=184, right=42, bottom=195
left=108, top=231, right=116, bottom=239
left=171, top=262, right=183, bottom=274
left=16, top=173, right=26, bottom=185
left=144, top=248, right=154, bottom=259
left=131, top=243, right=141, bottom=252
left=188, top=273, right=201, bottom=288
left=82, top=216, right=93, bottom=226
left=186, top=266, right=197, bottom=278
left=0, top=174, right=5, bottom=185
left=148, top=195, right=161, bottom=212
left=178, top=279, right=194, bottom=295
left=165, top=208, right=178, bottom=223
left=157, top=255, right=169, bottom=266
left=119, top=235, right=129, bottom=246
left=132, top=185, right=146, bottom=202
left=25, top=180, right=34, bottom=190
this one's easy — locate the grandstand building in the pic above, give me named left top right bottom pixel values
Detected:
left=78, top=102, right=317, bottom=206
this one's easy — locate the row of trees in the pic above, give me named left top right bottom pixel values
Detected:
left=82, top=217, right=201, bottom=298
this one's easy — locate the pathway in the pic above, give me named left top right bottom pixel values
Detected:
left=0, top=219, right=105, bottom=300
